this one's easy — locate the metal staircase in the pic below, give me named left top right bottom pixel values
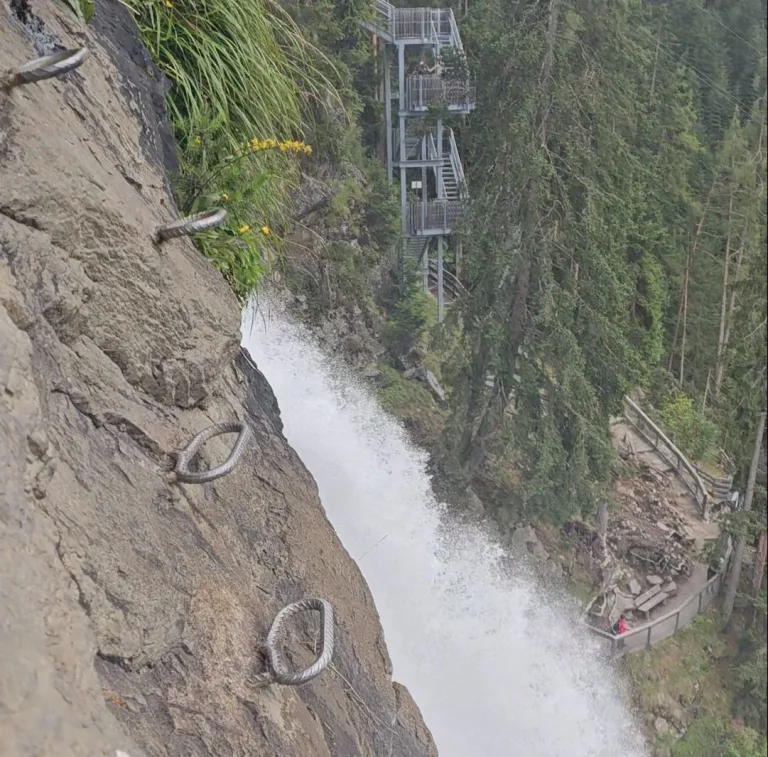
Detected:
left=364, top=0, right=464, bottom=51
left=363, top=1, right=473, bottom=321
left=402, top=238, right=465, bottom=307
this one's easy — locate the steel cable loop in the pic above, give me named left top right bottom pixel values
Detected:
left=155, top=208, right=227, bottom=242
left=3, top=48, right=89, bottom=89
left=252, top=598, right=335, bottom=688
left=174, top=422, right=253, bottom=484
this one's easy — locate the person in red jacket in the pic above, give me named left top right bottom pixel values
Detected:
left=612, top=615, right=628, bottom=635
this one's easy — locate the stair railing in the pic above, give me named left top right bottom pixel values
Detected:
left=448, top=128, right=467, bottom=199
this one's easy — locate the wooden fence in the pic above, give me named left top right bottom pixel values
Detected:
left=588, top=571, right=724, bottom=657
left=622, top=396, right=710, bottom=518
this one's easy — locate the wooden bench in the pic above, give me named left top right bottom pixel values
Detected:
left=633, top=585, right=661, bottom=608
left=636, top=591, right=669, bottom=617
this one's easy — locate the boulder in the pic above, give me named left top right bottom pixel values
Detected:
left=661, top=581, right=678, bottom=595
left=629, top=578, right=642, bottom=595
left=654, top=717, right=674, bottom=735
left=511, top=526, right=549, bottom=561
left=647, top=574, right=664, bottom=585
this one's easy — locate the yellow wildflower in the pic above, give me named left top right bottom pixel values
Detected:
left=303, top=145, right=312, bottom=155
left=238, top=224, right=251, bottom=234
left=260, top=226, right=271, bottom=236
left=192, top=136, right=202, bottom=147
left=164, top=0, right=172, bottom=7
left=220, top=193, right=230, bottom=202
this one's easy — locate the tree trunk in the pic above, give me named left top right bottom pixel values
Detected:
left=649, top=24, right=661, bottom=102
left=713, top=192, right=734, bottom=395
left=723, top=410, right=767, bottom=623
left=679, top=247, right=691, bottom=387
left=715, top=221, right=748, bottom=398
left=674, top=184, right=714, bottom=385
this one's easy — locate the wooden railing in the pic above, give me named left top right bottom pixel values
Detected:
left=622, top=396, right=710, bottom=518
left=694, top=465, right=733, bottom=506
left=588, top=571, right=724, bottom=657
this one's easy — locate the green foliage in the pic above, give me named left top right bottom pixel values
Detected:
left=734, top=590, right=768, bottom=733
left=384, top=258, right=438, bottom=357
left=328, top=178, right=366, bottom=223
left=117, top=0, right=347, bottom=296
left=658, top=391, right=719, bottom=462
left=172, top=124, right=311, bottom=299
left=377, top=364, right=445, bottom=445
left=362, top=160, right=401, bottom=250
left=672, top=717, right=767, bottom=757
left=439, top=0, right=766, bottom=527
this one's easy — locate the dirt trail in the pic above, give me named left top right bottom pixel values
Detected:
left=611, top=420, right=720, bottom=546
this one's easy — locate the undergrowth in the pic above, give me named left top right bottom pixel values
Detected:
left=625, top=610, right=767, bottom=757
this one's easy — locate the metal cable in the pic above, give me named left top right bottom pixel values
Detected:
left=174, top=422, right=253, bottom=484
left=3, top=48, right=89, bottom=89
left=252, top=598, right=335, bottom=687
left=156, top=208, right=227, bottom=242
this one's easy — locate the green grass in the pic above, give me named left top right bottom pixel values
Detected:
left=120, top=0, right=339, bottom=148
left=669, top=717, right=766, bottom=757
left=624, top=610, right=766, bottom=756
left=626, top=611, right=731, bottom=716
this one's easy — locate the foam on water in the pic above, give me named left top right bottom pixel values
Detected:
left=243, top=303, right=647, bottom=757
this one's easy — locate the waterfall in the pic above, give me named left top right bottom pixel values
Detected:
left=242, top=304, right=647, bottom=757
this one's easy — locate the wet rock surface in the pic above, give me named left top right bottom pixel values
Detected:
left=1, top=4, right=435, bottom=756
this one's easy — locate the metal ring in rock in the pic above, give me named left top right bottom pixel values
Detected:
left=174, top=422, right=253, bottom=484
left=4, top=48, right=89, bottom=88
left=156, top=208, right=227, bottom=242
left=252, top=598, right=335, bottom=688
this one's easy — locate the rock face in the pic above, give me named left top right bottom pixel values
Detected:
left=1, top=4, right=435, bottom=757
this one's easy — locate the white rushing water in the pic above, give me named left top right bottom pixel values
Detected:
left=243, top=304, right=648, bottom=757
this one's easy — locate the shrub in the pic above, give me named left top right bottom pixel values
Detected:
left=175, top=125, right=311, bottom=299
left=672, top=717, right=767, bottom=757
left=119, top=0, right=342, bottom=295
left=659, top=391, right=719, bottom=462
left=384, top=258, right=438, bottom=357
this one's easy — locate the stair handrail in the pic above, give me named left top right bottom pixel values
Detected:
left=374, top=0, right=395, bottom=36
left=447, top=9, right=464, bottom=52
left=447, top=128, right=467, bottom=199
left=428, top=259, right=467, bottom=300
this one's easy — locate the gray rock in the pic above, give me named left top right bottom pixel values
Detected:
left=661, top=581, right=678, bottom=595
left=413, top=364, right=446, bottom=403
left=653, top=692, right=690, bottom=730
left=647, top=574, right=664, bottom=585
left=629, top=578, right=642, bottom=595
left=654, top=717, right=673, bottom=735
left=0, top=12, right=436, bottom=757
left=511, top=526, right=548, bottom=561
